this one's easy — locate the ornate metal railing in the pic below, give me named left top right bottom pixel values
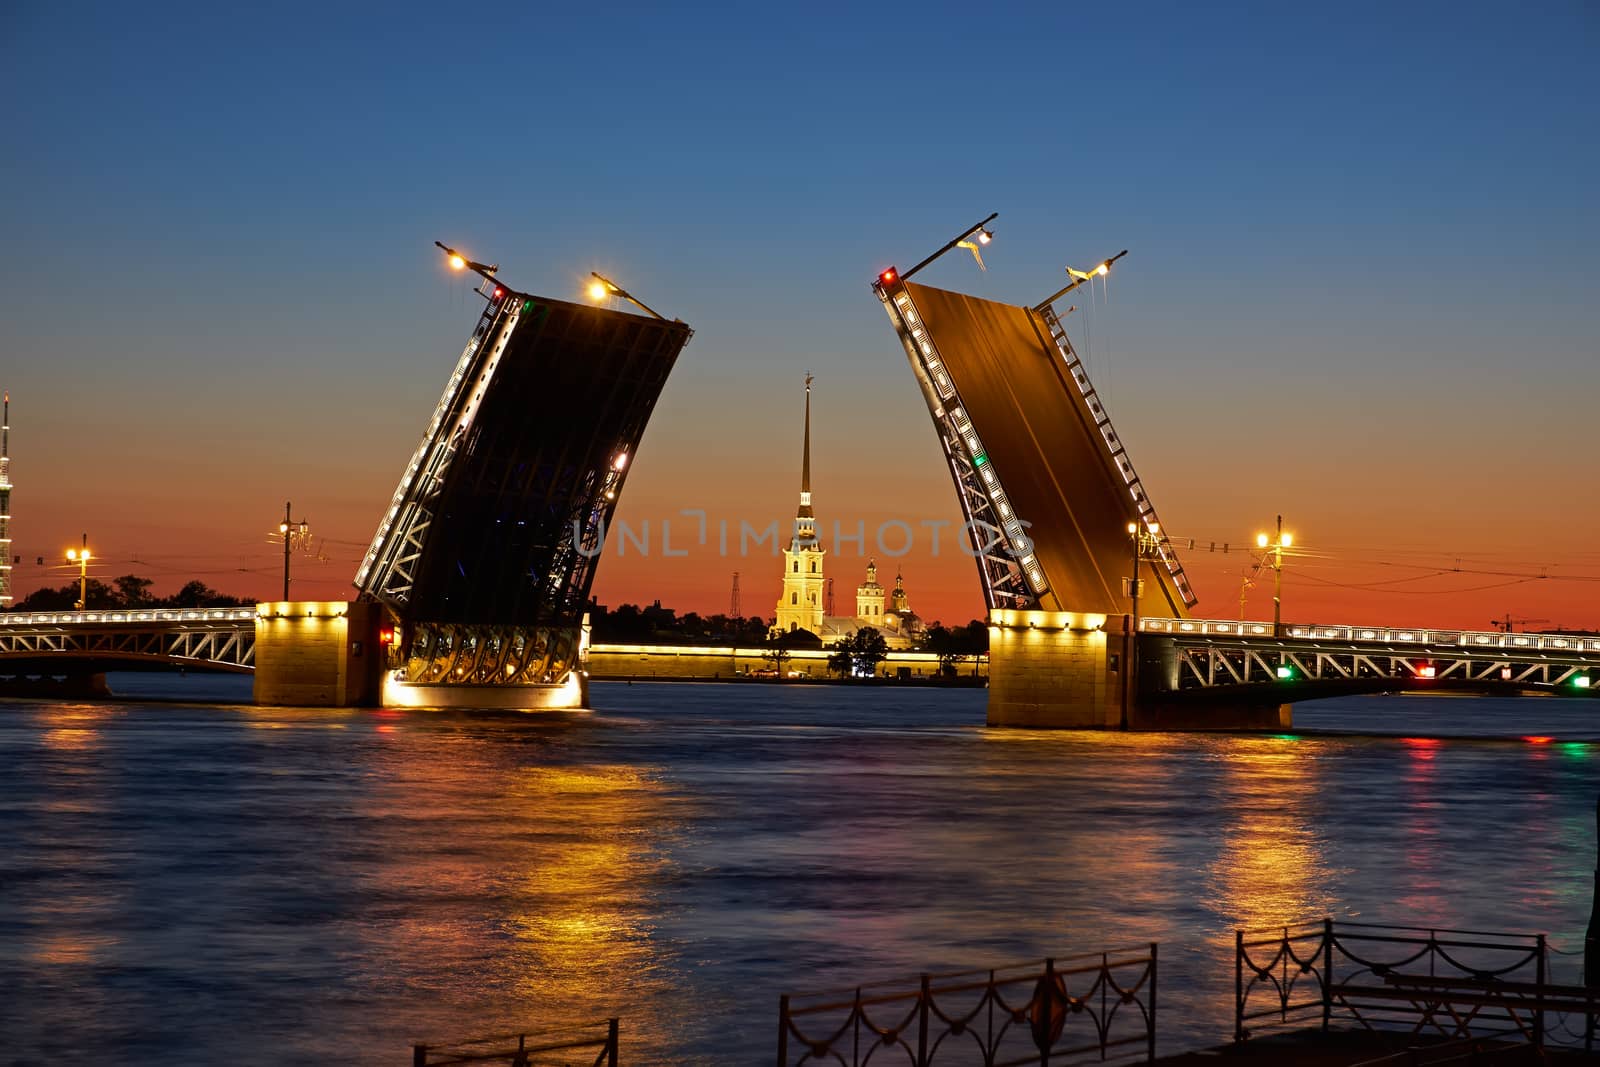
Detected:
left=1233, top=920, right=1600, bottom=1051
left=778, top=947, right=1157, bottom=1066
left=412, top=1018, right=618, bottom=1067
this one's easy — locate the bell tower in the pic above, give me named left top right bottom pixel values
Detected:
left=855, top=559, right=885, bottom=621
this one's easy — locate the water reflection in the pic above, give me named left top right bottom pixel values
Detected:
left=1, top=690, right=1595, bottom=1063
left=336, top=720, right=687, bottom=1061
left=1207, top=738, right=1336, bottom=932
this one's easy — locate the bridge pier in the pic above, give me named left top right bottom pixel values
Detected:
left=987, top=611, right=1291, bottom=731
left=253, top=601, right=384, bottom=707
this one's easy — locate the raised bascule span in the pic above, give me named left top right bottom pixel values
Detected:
left=875, top=276, right=1195, bottom=619
left=346, top=263, right=693, bottom=710
left=873, top=236, right=1212, bottom=728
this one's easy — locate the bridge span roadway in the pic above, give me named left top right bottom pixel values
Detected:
left=1142, top=617, right=1600, bottom=702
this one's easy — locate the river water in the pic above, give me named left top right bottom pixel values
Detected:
left=1, top=679, right=1596, bottom=1064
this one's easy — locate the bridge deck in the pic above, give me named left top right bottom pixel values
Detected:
left=902, top=281, right=1188, bottom=617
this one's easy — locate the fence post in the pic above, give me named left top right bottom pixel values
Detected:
left=1234, top=929, right=1245, bottom=1043
left=918, top=973, right=931, bottom=1067
left=1322, top=918, right=1334, bottom=1032
left=1536, top=934, right=1547, bottom=1048
left=777, top=994, right=789, bottom=1067
left=607, top=1017, right=619, bottom=1067
left=1042, top=957, right=1055, bottom=1067
left=1149, top=942, right=1159, bottom=1062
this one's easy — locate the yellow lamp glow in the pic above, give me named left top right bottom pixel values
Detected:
left=587, top=281, right=610, bottom=301
left=448, top=254, right=466, bottom=270
left=1282, top=533, right=1293, bottom=547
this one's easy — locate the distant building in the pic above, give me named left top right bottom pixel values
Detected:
left=771, top=377, right=922, bottom=650
left=773, top=375, right=826, bottom=636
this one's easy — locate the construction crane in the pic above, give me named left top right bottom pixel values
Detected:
left=1491, top=615, right=1551, bottom=634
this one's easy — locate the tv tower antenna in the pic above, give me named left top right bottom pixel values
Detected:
left=730, top=571, right=741, bottom=617
left=0, top=391, right=12, bottom=607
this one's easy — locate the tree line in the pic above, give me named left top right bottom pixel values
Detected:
left=7, top=575, right=253, bottom=612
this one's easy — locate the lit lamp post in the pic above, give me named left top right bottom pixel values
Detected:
left=65, top=533, right=91, bottom=610
left=1256, top=515, right=1293, bottom=637
left=279, top=502, right=308, bottom=601
left=586, top=272, right=670, bottom=322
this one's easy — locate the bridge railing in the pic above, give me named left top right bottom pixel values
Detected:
left=1140, top=618, right=1600, bottom=654
left=777, top=947, right=1157, bottom=1065
left=0, top=607, right=257, bottom=629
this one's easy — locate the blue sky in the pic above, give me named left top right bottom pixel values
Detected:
left=2, top=1, right=1595, bottom=625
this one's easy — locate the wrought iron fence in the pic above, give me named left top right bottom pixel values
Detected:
left=1235, top=919, right=1596, bottom=1052
left=412, top=1018, right=619, bottom=1067
left=777, top=947, right=1157, bottom=1066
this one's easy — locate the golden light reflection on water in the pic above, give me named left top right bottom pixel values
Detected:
left=1208, top=739, right=1334, bottom=932
left=25, top=708, right=120, bottom=969
left=500, top=766, right=674, bottom=1013
left=31, top=931, right=119, bottom=965
left=353, top=737, right=683, bottom=1057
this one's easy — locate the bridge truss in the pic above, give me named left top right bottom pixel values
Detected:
left=1141, top=618, right=1600, bottom=693
left=874, top=271, right=1195, bottom=616
left=0, top=608, right=257, bottom=673
left=355, top=271, right=692, bottom=688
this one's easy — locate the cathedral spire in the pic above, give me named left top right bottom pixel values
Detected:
left=797, top=374, right=814, bottom=521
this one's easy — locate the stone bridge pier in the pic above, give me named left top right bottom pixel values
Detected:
left=985, top=610, right=1290, bottom=731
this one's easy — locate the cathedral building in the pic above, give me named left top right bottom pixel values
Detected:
left=772, top=377, right=923, bottom=650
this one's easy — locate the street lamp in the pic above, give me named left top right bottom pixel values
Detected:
left=435, top=241, right=500, bottom=284
left=65, top=533, right=90, bottom=610
left=279, top=501, right=308, bottom=601
left=1256, top=515, right=1293, bottom=637
left=585, top=271, right=669, bottom=322
left=897, top=212, right=999, bottom=283
left=1033, top=249, right=1129, bottom=312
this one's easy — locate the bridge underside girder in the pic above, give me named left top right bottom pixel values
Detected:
left=1154, top=638, right=1598, bottom=697
left=0, top=626, right=255, bottom=675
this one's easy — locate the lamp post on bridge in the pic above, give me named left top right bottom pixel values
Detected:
left=65, top=533, right=91, bottom=610
left=586, top=272, right=671, bottom=322
left=1256, top=516, right=1293, bottom=638
left=279, top=502, right=308, bottom=601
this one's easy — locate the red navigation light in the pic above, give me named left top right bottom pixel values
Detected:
left=492, top=286, right=504, bottom=300
left=379, top=627, right=396, bottom=646
left=879, top=268, right=898, bottom=286
left=1417, top=663, right=1437, bottom=679
left=1523, top=735, right=1554, bottom=744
